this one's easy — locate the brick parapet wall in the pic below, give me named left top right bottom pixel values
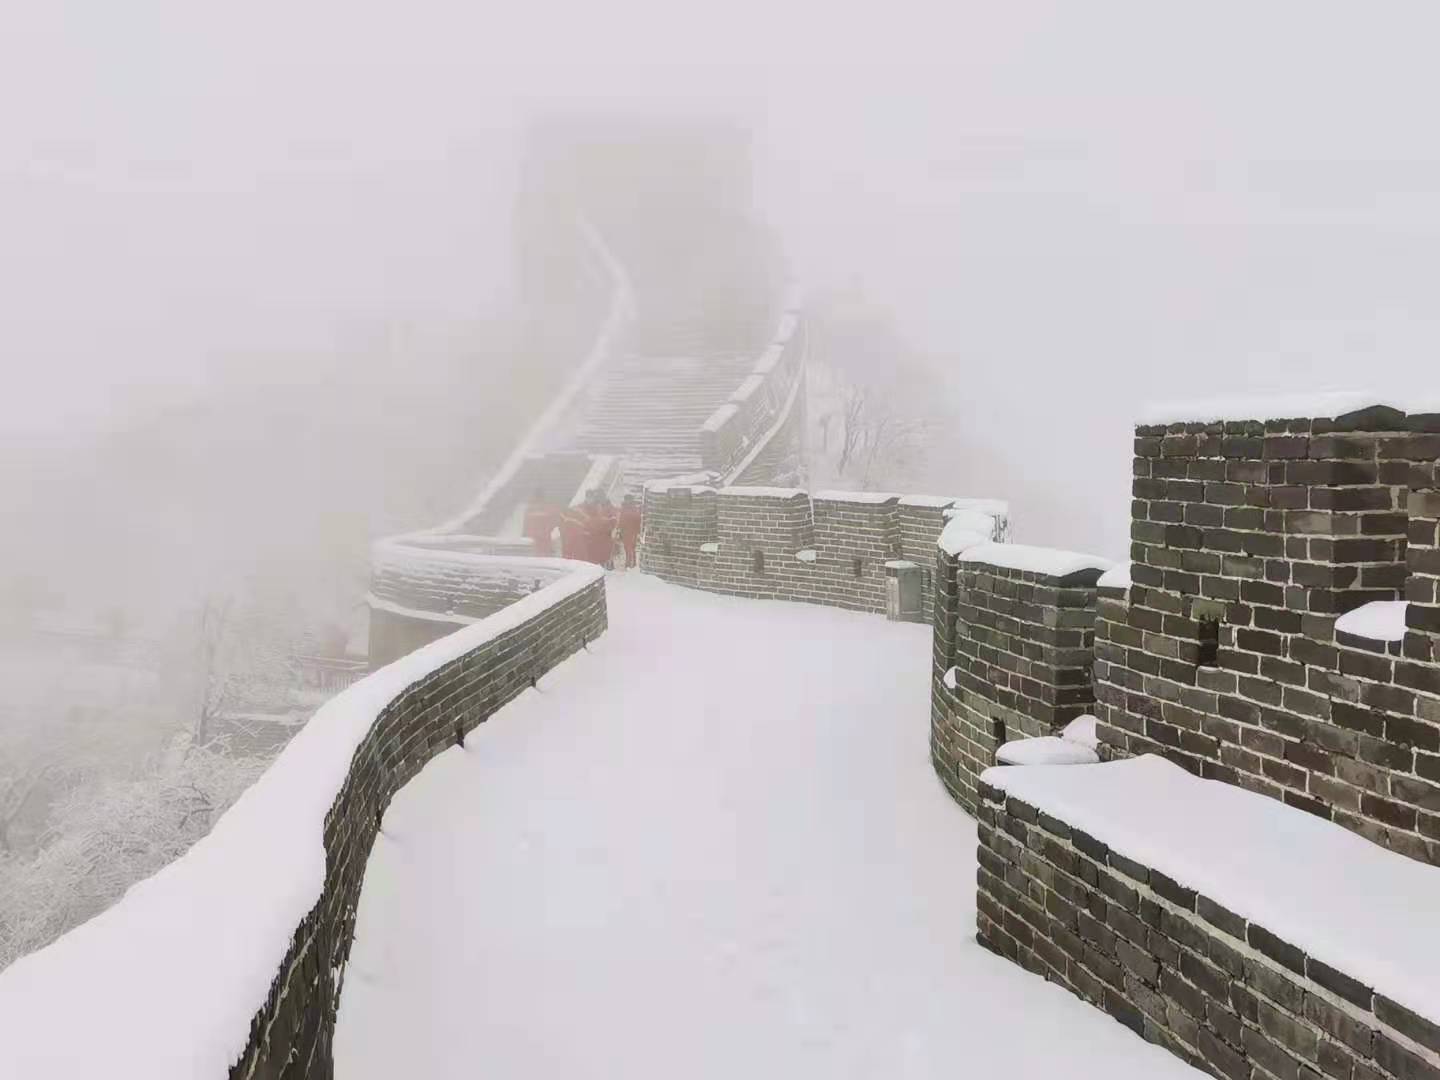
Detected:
left=1129, top=408, right=1433, bottom=617
left=899, top=498, right=956, bottom=619
left=709, top=489, right=816, bottom=600
left=232, top=574, right=607, bottom=1079
left=637, top=484, right=719, bottom=584
left=810, top=494, right=903, bottom=613
left=1099, top=406, right=1440, bottom=866
left=931, top=558, right=1104, bottom=811
left=1408, top=461, right=1440, bottom=644
left=930, top=547, right=967, bottom=804
left=640, top=485, right=1005, bottom=618
left=975, top=783, right=1440, bottom=1080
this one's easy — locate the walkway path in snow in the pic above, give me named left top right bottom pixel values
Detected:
left=334, top=574, right=1194, bottom=1078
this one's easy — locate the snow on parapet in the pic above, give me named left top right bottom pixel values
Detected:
left=701, top=402, right=740, bottom=433
left=813, top=490, right=900, bottom=504
left=995, top=737, right=1100, bottom=766
left=959, top=541, right=1114, bottom=580
left=1335, top=600, right=1410, bottom=643
left=980, top=754, right=1440, bottom=1021
left=1062, top=714, right=1100, bottom=749
left=1139, top=391, right=1440, bottom=426
left=718, top=485, right=806, bottom=499
left=644, top=472, right=717, bottom=494
left=752, top=343, right=785, bottom=375
left=897, top=494, right=956, bottom=509
left=729, top=374, right=765, bottom=403
left=938, top=522, right=989, bottom=557
left=938, top=508, right=1005, bottom=557
left=1097, top=562, right=1133, bottom=590
left=0, top=561, right=604, bottom=1080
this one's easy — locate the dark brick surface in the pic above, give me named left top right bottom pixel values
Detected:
left=977, top=789, right=1440, bottom=1080
left=931, top=552, right=1104, bottom=810
left=1097, top=408, right=1440, bottom=865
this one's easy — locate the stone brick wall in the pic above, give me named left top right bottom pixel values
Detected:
left=1098, top=405, right=1440, bottom=865
left=898, top=496, right=956, bottom=618
left=710, top=487, right=815, bottom=600
left=976, top=783, right=1440, bottom=1080
left=809, top=493, right=902, bottom=612
left=640, top=484, right=1007, bottom=617
left=231, top=571, right=607, bottom=1079
left=638, top=483, right=719, bottom=584
left=930, top=550, right=1108, bottom=812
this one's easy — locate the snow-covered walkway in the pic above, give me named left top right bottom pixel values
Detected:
left=334, top=574, right=1193, bottom=1078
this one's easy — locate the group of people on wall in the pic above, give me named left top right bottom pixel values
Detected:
left=523, top=489, right=641, bottom=570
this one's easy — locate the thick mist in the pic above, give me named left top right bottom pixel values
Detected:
left=4, top=0, right=1440, bottom=967
left=7, top=1, right=1440, bottom=554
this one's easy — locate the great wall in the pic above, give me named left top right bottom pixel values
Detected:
left=2, top=120, right=1439, bottom=1080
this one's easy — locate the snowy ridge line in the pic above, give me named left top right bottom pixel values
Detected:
left=0, top=560, right=606, bottom=1080
left=432, top=216, right=635, bottom=536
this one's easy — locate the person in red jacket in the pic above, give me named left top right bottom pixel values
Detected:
left=617, top=495, right=642, bottom=569
left=522, top=490, right=562, bottom=557
left=583, top=491, right=619, bottom=568
left=557, top=503, right=590, bottom=562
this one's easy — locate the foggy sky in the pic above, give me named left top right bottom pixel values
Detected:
left=5, top=0, right=1439, bottom=554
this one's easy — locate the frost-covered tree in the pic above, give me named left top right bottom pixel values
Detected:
left=806, top=290, right=961, bottom=494
left=0, top=592, right=312, bottom=971
left=0, top=746, right=266, bottom=969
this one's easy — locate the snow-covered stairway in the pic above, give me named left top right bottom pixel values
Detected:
left=569, top=348, right=756, bottom=492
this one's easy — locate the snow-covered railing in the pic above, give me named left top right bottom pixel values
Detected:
left=697, top=294, right=807, bottom=487
left=0, top=560, right=607, bottom=1080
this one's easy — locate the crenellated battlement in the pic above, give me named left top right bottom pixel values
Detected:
left=642, top=484, right=1008, bottom=618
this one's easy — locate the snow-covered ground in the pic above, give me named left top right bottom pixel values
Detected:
left=334, top=573, right=1193, bottom=1078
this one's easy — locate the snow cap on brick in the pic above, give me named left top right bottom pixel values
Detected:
left=1139, top=391, right=1440, bottom=426
left=1096, top=562, right=1132, bottom=590
left=959, top=541, right=1113, bottom=580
